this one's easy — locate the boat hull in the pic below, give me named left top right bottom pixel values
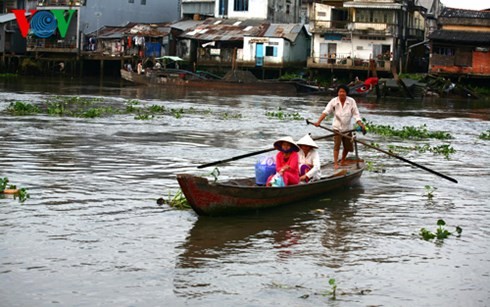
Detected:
left=177, top=162, right=364, bottom=216
left=121, top=69, right=298, bottom=94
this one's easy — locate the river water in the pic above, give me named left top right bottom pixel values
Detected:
left=1, top=76, right=489, bottom=306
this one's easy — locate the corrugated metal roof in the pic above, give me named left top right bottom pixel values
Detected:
left=171, top=19, right=206, bottom=31
left=262, top=24, right=307, bottom=42
left=0, top=13, right=16, bottom=23
left=88, top=23, right=171, bottom=39
left=429, top=30, right=490, bottom=44
left=179, top=18, right=270, bottom=41
left=440, top=7, right=490, bottom=19
left=0, top=12, right=31, bottom=24
left=128, top=23, right=171, bottom=36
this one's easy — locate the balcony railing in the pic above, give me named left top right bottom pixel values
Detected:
left=27, top=37, right=78, bottom=52
left=312, top=19, right=350, bottom=30
left=307, top=56, right=391, bottom=71
left=311, top=21, right=396, bottom=36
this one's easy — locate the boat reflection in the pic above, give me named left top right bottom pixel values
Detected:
left=176, top=185, right=365, bottom=269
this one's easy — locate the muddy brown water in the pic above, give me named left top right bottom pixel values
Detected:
left=1, top=76, right=489, bottom=306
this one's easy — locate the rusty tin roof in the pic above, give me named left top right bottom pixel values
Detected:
left=179, top=18, right=270, bottom=41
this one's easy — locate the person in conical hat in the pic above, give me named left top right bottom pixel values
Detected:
left=297, top=134, right=321, bottom=182
left=266, top=136, right=300, bottom=186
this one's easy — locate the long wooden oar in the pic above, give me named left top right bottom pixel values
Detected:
left=306, top=119, right=458, bottom=184
left=197, top=131, right=354, bottom=169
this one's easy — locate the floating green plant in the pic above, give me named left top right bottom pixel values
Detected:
left=4, top=96, right=238, bottom=121
left=221, top=112, right=242, bottom=119
left=148, top=105, right=166, bottom=113
left=0, top=177, right=9, bottom=191
left=134, top=113, right=154, bottom=120
left=210, top=167, right=220, bottom=182
left=171, top=108, right=184, bottom=118
left=364, top=120, right=453, bottom=140
left=424, top=144, right=455, bottom=159
left=424, top=185, right=437, bottom=199
left=7, top=101, right=40, bottom=115
left=387, top=143, right=455, bottom=159
left=167, top=190, right=190, bottom=209
left=46, top=96, right=107, bottom=117
left=479, top=130, right=490, bottom=140
left=318, top=278, right=338, bottom=300
left=81, top=107, right=116, bottom=118
left=16, top=188, right=30, bottom=203
left=419, top=219, right=462, bottom=241
left=125, top=99, right=141, bottom=113
left=0, top=177, right=30, bottom=203
left=266, top=108, right=303, bottom=120
left=327, top=278, right=337, bottom=300
left=365, top=161, right=385, bottom=173
left=157, top=190, right=190, bottom=210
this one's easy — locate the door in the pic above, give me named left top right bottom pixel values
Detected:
left=373, top=44, right=382, bottom=59
left=255, top=43, right=264, bottom=67
left=328, top=43, right=337, bottom=63
left=320, top=43, right=328, bottom=63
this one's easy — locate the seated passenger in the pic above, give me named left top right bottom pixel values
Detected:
left=297, top=134, right=321, bottom=183
left=266, top=136, right=300, bottom=186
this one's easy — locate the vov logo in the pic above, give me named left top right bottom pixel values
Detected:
left=13, top=9, right=76, bottom=39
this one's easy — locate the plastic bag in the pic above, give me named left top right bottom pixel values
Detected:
left=270, top=173, right=285, bottom=187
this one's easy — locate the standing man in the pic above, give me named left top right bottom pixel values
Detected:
left=137, top=61, right=143, bottom=75
left=314, top=84, right=366, bottom=169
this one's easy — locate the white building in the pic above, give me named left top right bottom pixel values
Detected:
left=307, top=0, right=426, bottom=73
left=182, top=0, right=303, bottom=23
left=242, top=23, right=310, bottom=68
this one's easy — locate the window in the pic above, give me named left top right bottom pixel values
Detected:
left=434, top=47, right=455, bottom=56
left=141, top=0, right=146, bottom=4
left=360, top=36, right=385, bottom=40
left=265, top=46, right=277, bottom=57
left=234, top=0, right=248, bottom=11
left=129, top=0, right=134, bottom=3
left=357, top=9, right=390, bottom=23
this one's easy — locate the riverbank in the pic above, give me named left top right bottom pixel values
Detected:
left=2, top=72, right=489, bottom=100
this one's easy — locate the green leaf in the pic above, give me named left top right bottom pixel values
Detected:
left=455, top=226, right=462, bottom=235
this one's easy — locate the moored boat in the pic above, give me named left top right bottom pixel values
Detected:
left=176, top=160, right=364, bottom=216
left=120, top=68, right=299, bottom=94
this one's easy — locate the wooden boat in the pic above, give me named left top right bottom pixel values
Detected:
left=176, top=160, right=364, bottom=216
left=292, top=79, right=325, bottom=95
left=323, top=80, right=377, bottom=97
left=348, top=83, right=373, bottom=96
left=120, top=68, right=298, bottom=95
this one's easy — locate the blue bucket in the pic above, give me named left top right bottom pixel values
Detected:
left=255, top=156, right=276, bottom=185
